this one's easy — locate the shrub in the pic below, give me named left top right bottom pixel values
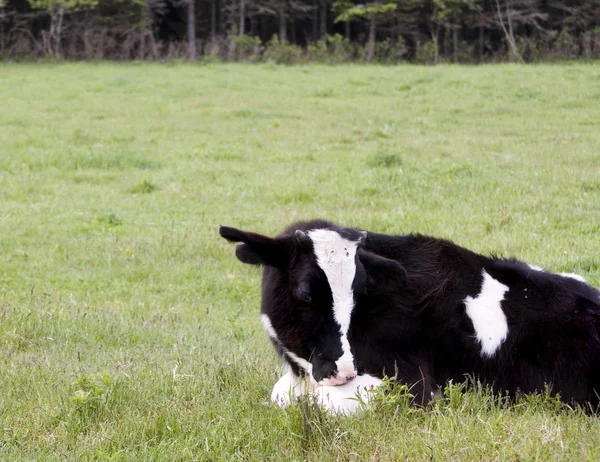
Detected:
left=553, top=30, right=579, bottom=59
left=374, top=37, right=407, bottom=64
left=69, top=372, right=125, bottom=426
left=231, top=34, right=263, bottom=62
left=515, top=36, right=543, bottom=62
left=580, top=28, right=600, bottom=59
left=415, top=39, right=436, bottom=64
left=306, top=34, right=355, bottom=63
left=368, top=152, right=403, bottom=168
left=262, top=36, right=303, bottom=64
left=454, top=40, right=475, bottom=63
left=203, top=38, right=225, bottom=62
left=306, top=38, right=329, bottom=63
left=131, top=180, right=159, bottom=194
left=327, top=34, right=355, bottom=63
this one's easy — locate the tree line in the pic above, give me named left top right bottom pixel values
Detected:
left=1, top=0, right=600, bottom=62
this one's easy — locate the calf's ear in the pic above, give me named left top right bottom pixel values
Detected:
left=358, top=250, right=407, bottom=291
left=219, top=226, right=288, bottom=267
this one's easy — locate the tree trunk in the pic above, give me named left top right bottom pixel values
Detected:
left=279, top=9, right=286, bottom=42
left=291, top=20, right=297, bottom=43
left=49, top=5, right=64, bottom=57
left=312, top=0, right=318, bottom=41
left=478, top=25, right=484, bottom=62
left=319, top=0, right=327, bottom=39
left=366, top=16, right=376, bottom=62
left=431, top=4, right=439, bottom=64
left=431, top=28, right=439, bottom=64
left=57, top=6, right=64, bottom=57
left=239, top=0, right=245, bottom=35
left=494, top=0, right=522, bottom=62
left=188, top=0, right=196, bottom=59
left=139, top=1, right=147, bottom=60
left=505, top=1, right=519, bottom=60
left=149, top=28, right=158, bottom=59
left=218, top=0, right=226, bottom=35
left=0, top=10, right=4, bottom=56
left=452, top=27, right=458, bottom=62
left=210, top=0, right=217, bottom=40
left=139, top=30, right=146, bottom=59
left=345, top=21, right=350, bottom=40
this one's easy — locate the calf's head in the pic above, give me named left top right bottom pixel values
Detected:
left=220, top=221, right=407, bottom=386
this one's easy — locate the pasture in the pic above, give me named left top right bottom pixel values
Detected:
left=1, top=62, right=600, bottom=460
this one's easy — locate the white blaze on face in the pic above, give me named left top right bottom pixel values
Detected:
left=308, top=229, right=359, bottom=380
left=464, top=270, right=510, bottom=358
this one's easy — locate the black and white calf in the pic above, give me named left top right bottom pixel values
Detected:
left=220, top=220, right=600, bottom=412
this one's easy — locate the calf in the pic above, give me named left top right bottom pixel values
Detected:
left=220, top=220, right=600, bottom=410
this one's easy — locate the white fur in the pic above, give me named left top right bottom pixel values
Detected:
left=261, top=314, right=313, bottom=376
left=314, top=374, right=382, bottom=415
left=270, top=373, right=382, bottom=415
left=270, top=369, right=310, bottom=407
left=559, top=272, right=587, bottom=283
left=284, top=351, right=313, bottom=377
left=261, top=313, right=279, bottom=340
left=464, top=270, right=510, bottom=358
left=529, top=265, right=587, bottom=283
left=308, top=229, right=359, bottom=381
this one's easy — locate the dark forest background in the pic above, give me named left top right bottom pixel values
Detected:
left=1, top=0, right=600, bottom=62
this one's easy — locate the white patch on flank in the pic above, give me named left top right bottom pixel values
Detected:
left=464, top=270, right=510, bottom=358
left=559, top=272, right=587, bottom=283
left=308, top=229, right=359, bottom=380
left=528, top=264, right=544, bottom=272
left=261, top=314, right=313, bottom=376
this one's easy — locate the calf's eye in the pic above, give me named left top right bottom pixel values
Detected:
left=299, top=291, right=312, bottom=303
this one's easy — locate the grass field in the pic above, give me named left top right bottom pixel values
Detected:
left=1, top=62, right=600, bottom=460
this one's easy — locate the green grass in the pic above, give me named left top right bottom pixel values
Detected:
left=1, top=61, right=600, bottom=460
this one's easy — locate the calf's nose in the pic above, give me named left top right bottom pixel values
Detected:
left=319, top=368, right=358, bottom=386
left=319, top=365, right=358, bottom=386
